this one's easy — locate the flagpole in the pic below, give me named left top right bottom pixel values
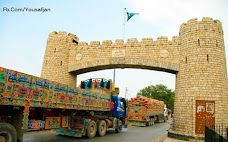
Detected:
left=123, top=8, right=126, bottom=40
left=123, top=8, right=127, bottom=99
left=113, top=8, right=126, bottom=86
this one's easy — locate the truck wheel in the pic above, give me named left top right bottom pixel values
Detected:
left=0, top=122, right=17, bottom=142
left=115, top=119, right=122, bottom=133
left=97, top=120, right=107, bottom=137
left=146, top=122, right=149, bottom=126
left=87, top=120, right=97, bottom=139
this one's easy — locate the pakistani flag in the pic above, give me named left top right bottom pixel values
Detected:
left=127, top=12, right=139, bottom=21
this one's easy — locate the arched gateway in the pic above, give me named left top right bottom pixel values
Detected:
left=41, top=17, right=228, bottom=140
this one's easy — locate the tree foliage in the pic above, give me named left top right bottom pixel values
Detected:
left=137, top=84, right=175, bottom=111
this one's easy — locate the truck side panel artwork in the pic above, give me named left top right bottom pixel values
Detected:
left=128, top=96, right=165, bottom=126
left=0, top=67, right=127, bottom=142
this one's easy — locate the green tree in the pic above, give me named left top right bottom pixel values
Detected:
left=137, top=84, right=175, bottom=111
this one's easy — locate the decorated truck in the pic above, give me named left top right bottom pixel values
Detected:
left=0, top=66, right=127, bottom=142
left=128, top=96, right=165, bottom=126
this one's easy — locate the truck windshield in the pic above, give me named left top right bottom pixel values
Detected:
left=120, top=101, right=124, bottom=108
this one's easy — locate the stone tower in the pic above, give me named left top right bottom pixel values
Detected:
left=173, top=17, right=228, bottom=138
left=41, top=31, right=79, bottom=87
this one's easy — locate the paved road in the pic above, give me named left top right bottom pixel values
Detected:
left=23, top=122, right=169, bottom=142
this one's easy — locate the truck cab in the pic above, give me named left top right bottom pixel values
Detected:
left=111, top=95, right=127, bottom=119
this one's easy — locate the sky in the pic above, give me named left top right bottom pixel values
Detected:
left=0, top=0, right=227, bottom=99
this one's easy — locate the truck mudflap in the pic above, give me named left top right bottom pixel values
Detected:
left=56, top=128, right=85, bottom=137
left=128, top=119, right=154, bottom=127
left=123, top=117, right=128, bottom=128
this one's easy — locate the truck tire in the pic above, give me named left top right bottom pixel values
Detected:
left=146, top=122, right=149, bottom=126
left=115, top=119, right=122, bottom=133
left=0, top=122, right=17, bottom=142
left=97, top=120, right=107, bottom=137
left=86, top=120, right=97, bottom=139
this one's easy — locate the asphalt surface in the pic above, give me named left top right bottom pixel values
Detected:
left=23, top=122, right=169, bottom=142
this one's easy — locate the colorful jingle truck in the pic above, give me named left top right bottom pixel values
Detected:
left=0, top=67, right=127, bottom=142
left=128, top=96, right=165, bottom=126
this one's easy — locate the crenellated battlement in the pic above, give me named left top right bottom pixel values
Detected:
left=180, top=17, right=223, bottom=35
left=127, top=38, right=138, bottom=43
left=157, top=36, right=169, bottom=42
left=48, top=31, right=79, bottom=43
left=90, top=41, right=100, bottom=46
left=47, top=31, right=182, bottom=48
left=74, top=36, right=180, bottom=49
left=78, top=42, right=88, bottom=46
left=102, top=40, right=112, bottom=46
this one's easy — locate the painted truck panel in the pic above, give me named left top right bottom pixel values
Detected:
left=0, top=66, right=127, bottom=141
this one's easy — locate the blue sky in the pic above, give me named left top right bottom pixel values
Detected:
left=0, top=0, right=227, bottom=99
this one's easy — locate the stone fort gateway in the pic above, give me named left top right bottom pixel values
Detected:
left=41, top=17, right=228, bottom=139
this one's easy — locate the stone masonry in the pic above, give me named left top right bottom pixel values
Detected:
left=41, top=17, right=228, bottom=139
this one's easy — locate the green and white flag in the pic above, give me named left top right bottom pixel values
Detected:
left=122, top=8, right=139, bottom=40
left=126, top=12, right=139, bottom=21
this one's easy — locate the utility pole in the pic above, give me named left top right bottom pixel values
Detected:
left=113, top=69, right=116, bottom=86
left=125, top=87, right=128, bottom=99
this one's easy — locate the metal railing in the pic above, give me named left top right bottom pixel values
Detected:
left=205, top=125, right=228, bottom=142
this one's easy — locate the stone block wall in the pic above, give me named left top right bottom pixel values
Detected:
left=68, top=36, right=180, bottom=75
left=174, top=17, right=228, bottom=137
left=41, top=31, right=78, bottom=87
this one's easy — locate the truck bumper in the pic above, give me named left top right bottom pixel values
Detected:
left=128, top=119, right=154, bottom=127
left=55, top=128, right=84, bottom=137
